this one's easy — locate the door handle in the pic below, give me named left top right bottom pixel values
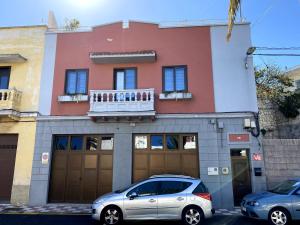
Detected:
left=149, top=199, right=156, bottom=203
left=177, top=197, right=184, bottom=201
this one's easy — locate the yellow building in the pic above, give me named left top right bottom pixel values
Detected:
left=0, top=25, right=47, bottom=204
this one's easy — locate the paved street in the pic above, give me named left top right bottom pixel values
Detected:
left=0, top=214, right=273, bottom=225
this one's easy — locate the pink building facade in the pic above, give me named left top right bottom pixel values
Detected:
left=29, top=21, right=265, bottom=209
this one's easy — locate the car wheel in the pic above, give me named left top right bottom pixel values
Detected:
left=269, top=208, right=290, bottom=225
left=101, top=206, right=123, bottom=225
left=182, top=206, right=204, bottom=225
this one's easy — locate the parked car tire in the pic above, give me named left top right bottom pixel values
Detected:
left=182, top=206, right=204, bottom=225
left=268, top=208, right=291, bottom=225
left=101, top=206, right=123, bottom=225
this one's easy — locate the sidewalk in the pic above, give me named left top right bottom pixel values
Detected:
left=0, top=204, right=242, bottom=216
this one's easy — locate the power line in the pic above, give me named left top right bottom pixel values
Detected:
left=253, top=53, right=300, bottom=56
left=256, top=47, right=300, bottom=50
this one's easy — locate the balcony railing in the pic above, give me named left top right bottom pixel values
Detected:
left=89, top=88, right=154, bottom=114
left=0, top=89, right=22, bottom=111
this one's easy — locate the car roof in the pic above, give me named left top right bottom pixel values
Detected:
left=149, top=174, right=199, bottom=181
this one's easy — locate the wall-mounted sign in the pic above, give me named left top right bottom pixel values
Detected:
left=42, top=152, right=49, bottom=164
left=252, top=153, right=262, bottom=161
left=208, top=167, right=219, bottom=176
left=228, top=133, right=250, bottom=143
left=221, top=167, right=229, bottom=175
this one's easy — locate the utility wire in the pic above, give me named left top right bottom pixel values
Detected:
left=253, top=53, right=300, bottom=56
left=256, top=47, right=300, bottom=50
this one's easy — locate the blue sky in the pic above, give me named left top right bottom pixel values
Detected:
left=1, top=0, right=299, bottom=69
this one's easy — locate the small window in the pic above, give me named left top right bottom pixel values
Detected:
left=151, top=135, right=163, bottom=150
left=0, top=67, right=10, bottom=89
left=127, top=181, right=159, bottom=197
left=183, top=135, right=196, bottom=149
left=101, top=136, right=114, bottom=150
left=86, top=136, right=99, bottom=151
left=135, top=135, right=148, bottom=149
left=53, top=136, right=68, bottom=150
left=166, top=135, right=179, bottom=150
left=163, top=66, right=187, bottom=92
left=65, top=69, right=88, bottom=95
left=158, top=181, right=192, bottom=195
left=70, top=136, right=83, bottom=150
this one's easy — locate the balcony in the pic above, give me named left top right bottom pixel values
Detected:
left=88, top=88, right=155, bottom=119
left=0, top=89, right=22, bottom=118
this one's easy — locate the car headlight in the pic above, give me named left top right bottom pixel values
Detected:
left=248, top=201, right=260, bottom=206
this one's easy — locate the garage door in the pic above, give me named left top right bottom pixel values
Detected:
left=49, top=135, right=113, bottom=203
left=0, top=134, right=18, bottom=202
left=133, top=134, right=199, bottom=182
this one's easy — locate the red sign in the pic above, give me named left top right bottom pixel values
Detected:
left=229, top=134, right=250, bottom=142
left=252, top=153, right=262, bottom=161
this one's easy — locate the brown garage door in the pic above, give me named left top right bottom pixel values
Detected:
left=133, top=134, right=199, bottom=182
left=49, top=135, right=113, bottom=203
left=0, top=134, right=18, bottom=202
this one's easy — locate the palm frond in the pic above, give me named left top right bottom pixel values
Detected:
left=227, top=0, right=241, bottom=41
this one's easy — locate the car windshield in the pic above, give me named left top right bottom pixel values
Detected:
left=269, top=180, right=299, bottom=195
left=114, top=179, right=146, bottom=193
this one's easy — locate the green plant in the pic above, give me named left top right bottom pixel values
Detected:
left=277, top=93, right=300, bottom=118
left=64, top=18, right=80, bottom=31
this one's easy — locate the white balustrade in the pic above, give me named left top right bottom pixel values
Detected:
left=89, top=88, right=154, bottom=112
left=0, top=89, right=22, bottom=111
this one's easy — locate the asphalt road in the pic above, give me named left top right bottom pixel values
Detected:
left=0, top=214, right=273, bottom=225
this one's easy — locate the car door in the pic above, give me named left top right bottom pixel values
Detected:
left=291, top=188, right=300, bottom=219
left=123, top=181, right=159, bottom=220
left=156, top=181, right=192, bottom=219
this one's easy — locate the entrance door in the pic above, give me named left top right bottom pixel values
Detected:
left=0, top=134, right=18, bottom=202
left=49, top=135, right=113, bottom=203
left=231, top=149, right=252, bottom=206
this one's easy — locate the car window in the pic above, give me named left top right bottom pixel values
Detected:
left=269, top=180, right=298, bottom=195
left=158, top=181, right=192, bottom=195
left=127, top=181, right=159, bottom=197
left=193, top=182, right=209, bottom=193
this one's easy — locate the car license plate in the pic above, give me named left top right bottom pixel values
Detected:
left=242, top=206, right=246, bottom=212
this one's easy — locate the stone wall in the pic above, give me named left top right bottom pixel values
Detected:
left=263, top=139, right=300, bottom=189
left=259, top=98, right=300, bottom=138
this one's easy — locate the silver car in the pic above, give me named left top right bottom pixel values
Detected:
left=241, top=179, right=300, bottom=225
left=92, top=175, right=214, bottom=225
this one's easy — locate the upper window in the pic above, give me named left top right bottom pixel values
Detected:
left=53, top=136, right=68, bottom=151
left=163, top=66, right=187, bottom=92
left=166, top=135, right=179, bottom=150
left=101, top=136, right=114, bottom=150
left=158, top=181, right=192, bottom=195
left=65, top=69, right=88, bottom=95
left=0, top=67, right=10, bottom=89
left=151, top=135, right=163, bottom=150
left=114, top=68, right=137, bottom=90
left=135, top=135, right=148, bottom=149
left=70, top=136, right=83, bottom=151
left=183, top=135, right=197, bottom=150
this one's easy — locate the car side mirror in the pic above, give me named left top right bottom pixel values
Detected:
left=128, top=192, right=138, bottom=200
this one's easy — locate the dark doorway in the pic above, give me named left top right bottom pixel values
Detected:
left=230, top=149, right=252, bottom=206
left=0, top=134, right=18, bottom=202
